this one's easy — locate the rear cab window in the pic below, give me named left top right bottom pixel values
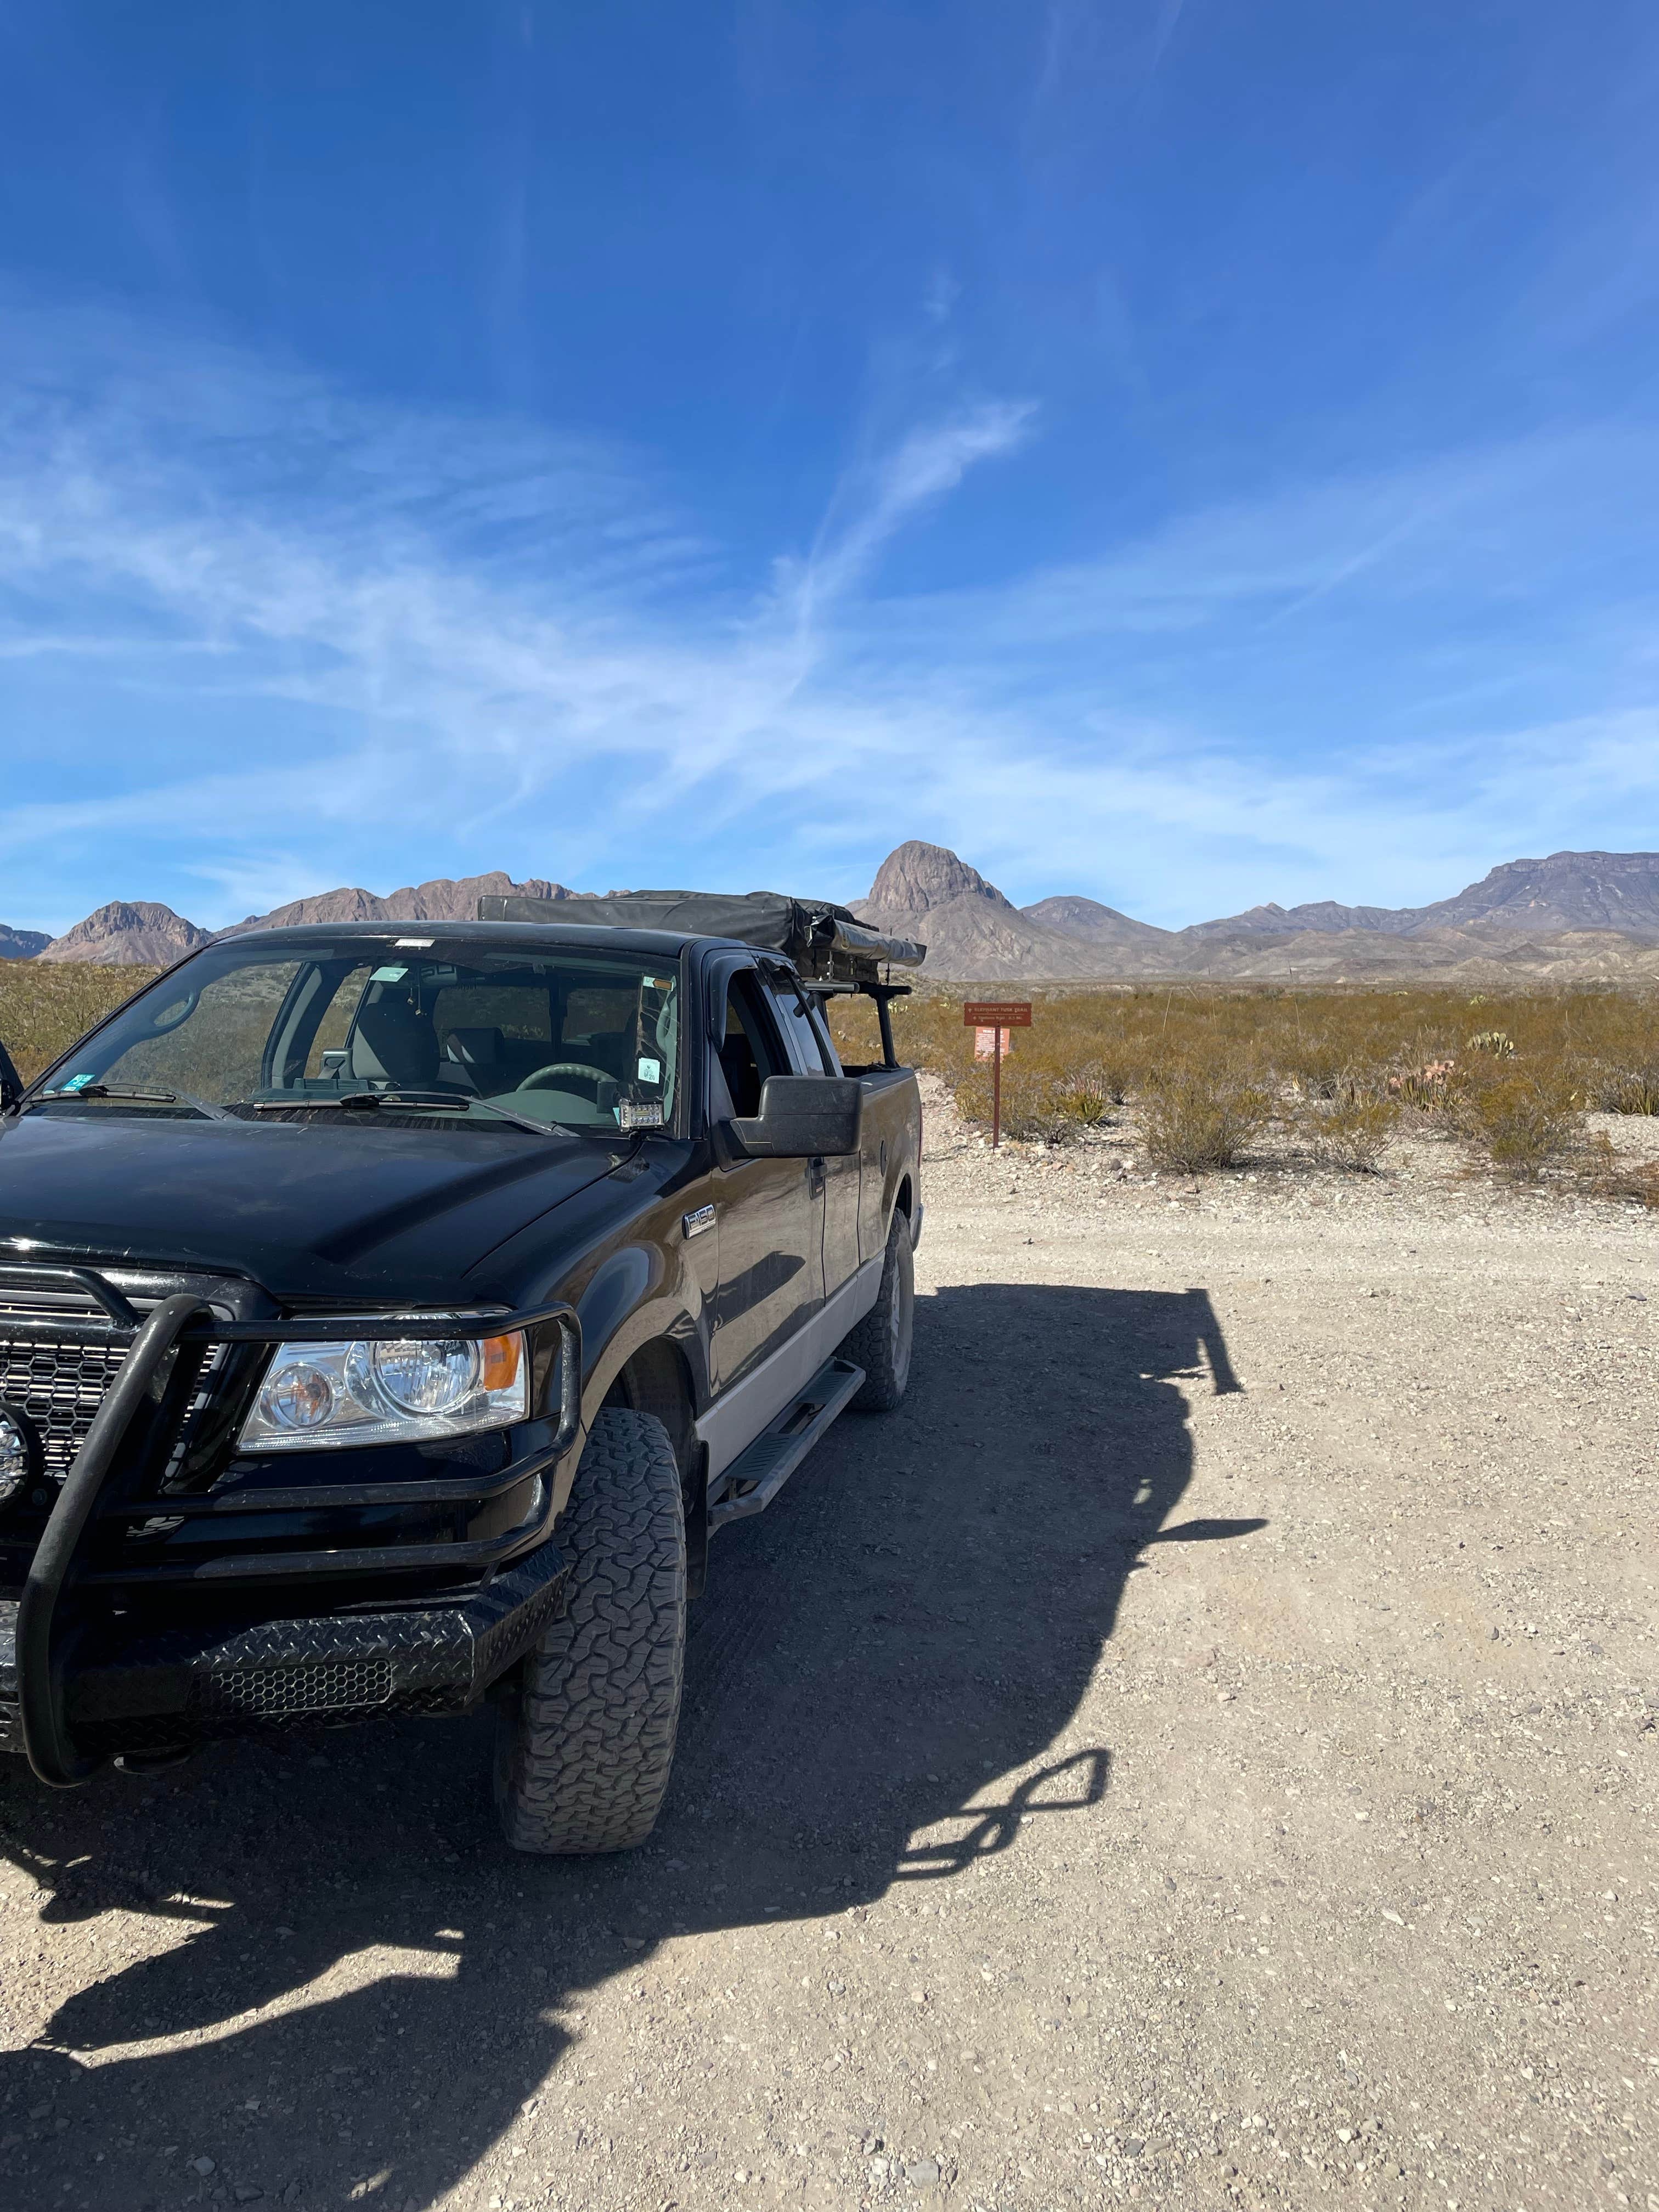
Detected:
left=762, top=974, right=841, bottom=1076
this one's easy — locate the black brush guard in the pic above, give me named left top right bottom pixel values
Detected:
left=4, top=1284, right=582, bottom=1786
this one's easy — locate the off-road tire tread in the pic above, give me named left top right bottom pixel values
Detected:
left=842, top=1211, right=914, bottom=1413
left=494, top=1408, right=685, bottom=1854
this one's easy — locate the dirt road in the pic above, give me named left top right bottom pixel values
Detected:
left=3, top=1101, right=1656, bottom=2211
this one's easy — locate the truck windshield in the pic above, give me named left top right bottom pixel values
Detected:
left=32, top=939, right=681, bottom=1133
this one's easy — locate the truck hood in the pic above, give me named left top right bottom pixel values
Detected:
left=0, top=1109, right=624, bottom=1302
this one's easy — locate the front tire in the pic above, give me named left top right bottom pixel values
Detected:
left=842, top=1210, right=915, bottom=1412
left=494, top=1408, right=685, bottom=1854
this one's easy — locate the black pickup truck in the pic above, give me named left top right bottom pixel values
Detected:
left=0, top=891, right=923, bottom=1853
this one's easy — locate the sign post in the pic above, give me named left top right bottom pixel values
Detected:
left=963, top=1001, right=1032, bottom=1150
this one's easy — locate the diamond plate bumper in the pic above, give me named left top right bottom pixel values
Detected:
left=1, top=1533, right=568, bottom=1759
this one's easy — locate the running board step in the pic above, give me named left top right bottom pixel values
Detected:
left=707, top=1357, right=864, bottom=1533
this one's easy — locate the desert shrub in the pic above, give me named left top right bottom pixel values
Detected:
left=1467, top=1029, right=1516, bottom=1058
left=1051, top=1076, right=1118, bottom=1127
left=1303, top=1092, right=1400, bottom=1172
left=1140, top=1060, right=1271, bottom=1172
left=0, top=962, right=157, bottom=1084
left=1579, top=1132, right=1659, bottom=1207
left=1454, top=1072, right=1582, bottom=1181
left=1584, top=1062, right=1659, bottom=1115
left=955, top=1051, right=1124, bottom=1141
left=1277, top=1029, right=1353, bottom=1099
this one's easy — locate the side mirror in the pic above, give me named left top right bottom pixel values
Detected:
left=730, top=1075, right=862, bottom=1159
left=0, top=1037, right=21, bottom=1113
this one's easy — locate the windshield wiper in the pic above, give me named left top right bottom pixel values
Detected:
left=35, top=1083, right=233, bottom=1121
left=250, top=1090, right=564, bottom=1138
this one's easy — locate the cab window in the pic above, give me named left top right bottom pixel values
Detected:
left=764, top=978, right=840, bottom=1076
left=714, top=972, right=787, bottom=1118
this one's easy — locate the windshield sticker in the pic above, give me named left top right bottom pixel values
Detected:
left=393, top=938, right=433, bottom=949
left=60, top=1072, right=95, bottom=1092
left=637, top=1056, right=662, bottom=1084
left=369, top=965, right=409, bottom=984
left=618, top=1101, right=664, bottom=1130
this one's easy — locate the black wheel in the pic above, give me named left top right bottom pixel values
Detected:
left=842, top=1209, right=914, bottom=1412
left=494, top=1408, right=685, bottom=1854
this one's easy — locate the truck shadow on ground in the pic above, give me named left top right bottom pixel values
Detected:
left=0, top=1282, right=1261, bottom=2210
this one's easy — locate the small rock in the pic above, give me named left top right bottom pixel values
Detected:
left=192, top=2155, right=217, bottom=2175
left=907, top=2158, right=941, bottom=2186
left=233, top=2188, right=264, bottom=2205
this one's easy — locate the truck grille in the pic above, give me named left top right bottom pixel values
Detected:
left=0, top=1269, right=245, bottom=1488
left=0, top=1336, right=131, bottom=1479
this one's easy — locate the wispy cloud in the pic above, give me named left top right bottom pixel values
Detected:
left=781, top=400, right=1036, bottom=637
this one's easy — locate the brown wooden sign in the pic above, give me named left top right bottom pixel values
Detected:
left=962, top=1001, right=1031, bottom=1149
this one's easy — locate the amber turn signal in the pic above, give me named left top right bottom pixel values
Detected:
left=481, top=1331, right=523, bottom=1395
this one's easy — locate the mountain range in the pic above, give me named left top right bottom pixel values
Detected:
left=8, top=848, right=1659, bottom=984
left=855, top=843, right=1659, bottom=983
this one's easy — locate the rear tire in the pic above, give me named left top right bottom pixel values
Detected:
left=842, top=1210, right=915, bottom=1412
left=494, top=1408, right=685, bottom=1854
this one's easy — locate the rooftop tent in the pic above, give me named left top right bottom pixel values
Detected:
left=476, top=890, right=926, bottom=986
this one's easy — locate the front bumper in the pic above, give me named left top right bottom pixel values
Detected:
left=1, top=1271, right=583, bottom=1782
left=1, top=1532, right=568, bottom=1759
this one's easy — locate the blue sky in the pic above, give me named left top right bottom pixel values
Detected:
left=1, top=1, right=1657, bottom=933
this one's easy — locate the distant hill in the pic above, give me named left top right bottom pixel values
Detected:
left=1167, top=852, right=1659, bottom=944
left=36, top=902, right=212, bottom=967
left=1408, top=851, right=1659, bottom=936
left=233, top=871, right=574, bottom=933
left=1021, top=895, right=1178, bottom=953
left=0, top=923, right=50, bottom=961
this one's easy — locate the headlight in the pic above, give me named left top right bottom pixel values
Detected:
left=237, top=1329, right=529, bottom=1453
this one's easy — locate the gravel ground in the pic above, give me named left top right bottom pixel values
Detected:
left=2, top=1084, right=1656, bottom=2212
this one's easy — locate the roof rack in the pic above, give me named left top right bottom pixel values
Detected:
left=476, top=890, right=925, bottom=986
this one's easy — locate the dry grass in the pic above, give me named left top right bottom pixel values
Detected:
left=829, top=978, right=1659, bottom=1189
left=0, top=962, right=157, bottom=1084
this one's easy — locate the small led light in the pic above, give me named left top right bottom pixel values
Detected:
left=260, top=1360, right=335, bottom=1431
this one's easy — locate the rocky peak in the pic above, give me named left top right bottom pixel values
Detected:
left=35, top=902, right=213, bottom=967
left=865, top=841, right=1014, bottom=917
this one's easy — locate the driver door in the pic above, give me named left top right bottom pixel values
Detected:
left=707, top=966, right=824, bottom=1393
